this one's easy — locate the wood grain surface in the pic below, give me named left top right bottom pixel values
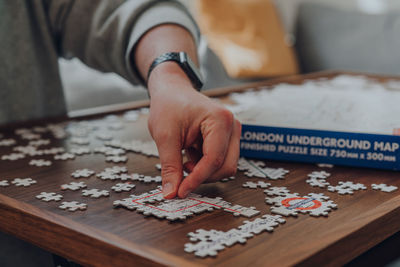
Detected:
left=0, top=72, right=399, bottom=267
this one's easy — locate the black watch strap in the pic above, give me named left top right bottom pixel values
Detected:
left=147, top=52, right=180, bottom=81
left=146, top=52, right=203, bottom=90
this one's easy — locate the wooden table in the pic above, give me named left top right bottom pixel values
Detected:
left=0, top=72, right=399, bottom=267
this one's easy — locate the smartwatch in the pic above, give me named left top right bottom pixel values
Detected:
left=147, top=52, right=204, bottom=90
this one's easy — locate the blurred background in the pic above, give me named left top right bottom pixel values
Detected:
left=61, top=0, right=400, bottom=112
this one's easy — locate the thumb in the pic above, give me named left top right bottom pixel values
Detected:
left=155, top=135, right=183, bottom=199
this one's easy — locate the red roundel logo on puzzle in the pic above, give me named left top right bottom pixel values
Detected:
left=281, top=197, right=322, bottom=210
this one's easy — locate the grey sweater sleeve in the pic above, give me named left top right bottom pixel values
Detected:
left=45, top=0, right=200, bottom=84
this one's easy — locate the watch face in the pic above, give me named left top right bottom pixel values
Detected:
left=179, top=52, right=204, bottom=90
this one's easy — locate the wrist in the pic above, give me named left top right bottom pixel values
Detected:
left=147, top=61, right=196, bottom=97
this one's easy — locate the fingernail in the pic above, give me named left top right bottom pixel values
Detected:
left=162, top=182, right=174, bottom=197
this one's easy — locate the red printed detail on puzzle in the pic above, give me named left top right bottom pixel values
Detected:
left=281, top=197, right=322, bottom=210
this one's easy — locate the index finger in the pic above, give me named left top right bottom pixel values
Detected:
left=177, top=119, right=233, bottom=198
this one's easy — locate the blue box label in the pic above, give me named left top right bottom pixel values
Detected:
left=240, top=124, right=400, bottom=170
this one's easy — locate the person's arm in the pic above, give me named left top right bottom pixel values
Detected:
left=134, top=24, right=241, bottom=198
left=47, top=0, right=199, bottom=85
left=46, top=0, right=241, bottom=198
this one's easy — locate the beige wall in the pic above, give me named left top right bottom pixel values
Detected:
left=182, top=0, right=400, bottom=34
left=273, top=0, right=400, bottom=34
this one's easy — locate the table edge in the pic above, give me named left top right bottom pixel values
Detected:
left=0, top=193, right=203, bottom=267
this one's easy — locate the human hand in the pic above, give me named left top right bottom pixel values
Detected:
left=147, top=63, right=241, bottom=199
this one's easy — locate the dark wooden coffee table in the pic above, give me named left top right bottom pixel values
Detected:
left=0, top=71, right=399, bottom=266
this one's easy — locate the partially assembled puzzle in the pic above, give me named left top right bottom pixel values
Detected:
left=113, top=186, right=260, bottom=221
left=184, top=214, right=285, bottom=257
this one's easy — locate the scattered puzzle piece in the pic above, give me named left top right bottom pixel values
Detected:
left=308, top=171, right=330, bottom=179
left=328, top=181, right=367, bottom=195
left=0, top=138, right=16, bottom=146
left=0, top=180, right=9, bottom=187
left=270, top=205, right=300, bottom=217
left=264, top=186, right=290, bottom=196
left=21, top=133, right=41, bottom=140
left=82, top=189, right=110, bottom=198
left=327, top=186, right=354, bottom=195
left=104, top=166, right=128, bottom=174
left=242, top=181, right=271, bottom=189
left=15, top=128, right=30, bottom=135
left=118, top=174, right=133, bottom=181
left=1, top=153, right=25, bottom=161
left=306, top=178, right=330, bottom=188
left=97, top=171, right=119, bottom=181
left=317, top=163, right=334, bottom=168
left=111, top=183, right=136, bottom=192
left=29, top=159, right=52, bottom=167
left=96, top=166, right=130, bottom=180
left=106, top=155, right=128, bottom=163
left=11, top=178, right=37, bottom=187
left=104, top=148, right=126, bottom=156
left=29, top=139, right=50, bottom=147
left=71, top=169, right=95, bottom=178
left=59, top=201, right=87, bottom=212
left=131, top=173, right=162, bottom=183
left=13, top=145, right=38, bottom=155
left=339, top=181, right=367, bottom=190
left=70, top=147, right=91, bottom=155
left=61, top=181, right=87, bottom=191
left=36, top=192, right=63, bottom=202
left=371, top=183, right=398, bottom=193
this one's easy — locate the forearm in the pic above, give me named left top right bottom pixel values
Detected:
left=135, top=24, right=240, bottom=199
left=134, top=24, right=199, bottom=96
